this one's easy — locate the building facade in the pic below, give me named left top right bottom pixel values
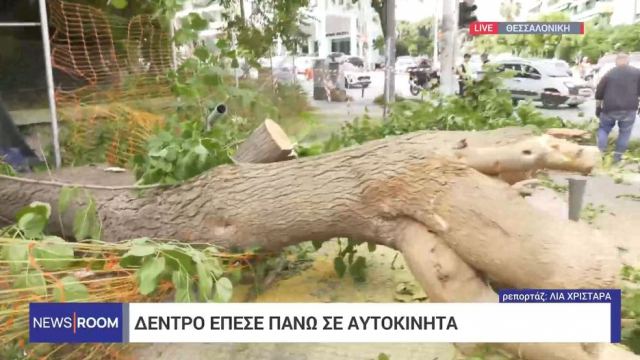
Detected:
left=174, top=0, right=382, bottom=67
left=304, top=0, right=381, bottom=66
left=521, top=0, right=640, bottom=25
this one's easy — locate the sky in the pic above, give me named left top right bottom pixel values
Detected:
left=395, top=0, right=503, bottom=23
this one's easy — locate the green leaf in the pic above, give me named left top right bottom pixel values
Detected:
left=349, top=256, right=367, bottom=282
left=188, top=13, right=209, bottom=31
left=124, top=244, right=156, bottom=257
left=3, top=243, right=28, bottom=274
left=110, top=0, right=128, bottom=9
left=194, top=46, right=210, bottom=62
left=33, top=237, right=75, bottom=271
left=204, top=257, right=223, bottom=278
left=160, top=246, right=196, bottom=274
left=197, top=262, right=213, bottom=301
left=138, top=257, right=166, bottom=295
left=377, top=353, right=390, bottom=360
left=53, top=276, right=89, bottom=302
left=228, top=268, right=243, bottom=284
left=193, top=143, right=209, bottom=163
left=13, top=271, right=47, bottom=296
left=16, top=202, right=51, bottom=239
left=172, top=269, right=193, bottom=302
left=311, top=239, right=323, bottom=250
left=58, top=187, right=79, bottom=214
left=72, top=197, right=101, bottom=240
left=131, top=237, right=151, bottom=245
left=213, top=277, right=233, bottom=302
left=333, top=257, right=347, bottom=278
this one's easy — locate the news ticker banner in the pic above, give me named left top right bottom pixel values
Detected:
left=469, top=22, right=584, bottom=36
left=29, top=289, right=620, bottom=344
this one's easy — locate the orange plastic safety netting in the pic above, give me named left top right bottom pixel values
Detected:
left=47, top=0, right=175, bottom=166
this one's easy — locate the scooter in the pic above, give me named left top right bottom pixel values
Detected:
left=408, top=66, right=439, bottom=95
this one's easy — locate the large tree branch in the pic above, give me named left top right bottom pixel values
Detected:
left=0, top=126, right=631, bottom=359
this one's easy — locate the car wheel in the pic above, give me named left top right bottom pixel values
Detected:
left=410, top=85, right=421, bottom=96
left=568, top=103, right=579, bottom=108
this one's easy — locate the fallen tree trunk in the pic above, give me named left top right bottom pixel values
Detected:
left=0, top=127, right=630, bottom=359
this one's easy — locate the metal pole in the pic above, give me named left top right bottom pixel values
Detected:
left=568, top=177, right=587, bottom=221
left=383, top=0, right=396, bottom=119
left=0, top=22, right=41, bottom=27
left=433, top=1, right=439, bottom=62
left=38, top=0, right=61, bottom=168
left=440, top=0, right=458, bottom=95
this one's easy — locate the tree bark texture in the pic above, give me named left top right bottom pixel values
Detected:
left=0, top=126, right=631, bottom=360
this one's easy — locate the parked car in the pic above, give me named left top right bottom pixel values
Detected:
left=493, top=57, right=593, bottom=108
left=395, top=56, right=416, bottom=73
left=327, top=52, right=347, bottom=63
left=342, top=56, right=371, bottom=88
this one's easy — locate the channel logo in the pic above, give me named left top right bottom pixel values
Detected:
left=30, top=303, right=126, bottom=343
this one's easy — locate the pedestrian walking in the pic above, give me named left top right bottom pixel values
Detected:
left=457, top=53, right=473, bottom=95
left=595, top=52, right=640, bottom=163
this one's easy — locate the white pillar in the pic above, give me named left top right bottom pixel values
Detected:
left=38, top=0, right=61, bottom=168
left=350, top=16, right=357, bottom=56
left=440, top=0, right=458, bottom=95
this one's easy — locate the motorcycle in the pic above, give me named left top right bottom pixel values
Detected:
left=408, top=66, right=439, bottom=95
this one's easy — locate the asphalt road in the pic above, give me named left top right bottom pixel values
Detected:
left=300, top=71, right=640, bottom=140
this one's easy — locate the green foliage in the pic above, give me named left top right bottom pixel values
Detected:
left=312, top=68, right=563, bottom=154
left=332, top=239, right=367, bottom=282
left=621, top=266, right=640, bottom=354
left=2, top=200, right=233, bottom=303
left=53, top=276, right=90, bottom=302
left=396, top=19, right=433, bottom=56
left=133, top=117, right=240, bottom=185
left=0, top=158, right=16, bottom=176
left=118, top=237, right=230, bottom=302
left=580, top=203, right=607, bottom=224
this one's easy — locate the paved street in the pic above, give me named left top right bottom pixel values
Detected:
left=300, top=71, right=640, bottom=140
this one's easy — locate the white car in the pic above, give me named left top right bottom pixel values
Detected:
left=395, top=56, right=416, bottom=73
left=494, top=58, right=593, bottom=108
left=342, top=56, right=371, bottom=88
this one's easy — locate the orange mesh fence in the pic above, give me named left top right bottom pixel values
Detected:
left=48, top=0, right=176, bottom=166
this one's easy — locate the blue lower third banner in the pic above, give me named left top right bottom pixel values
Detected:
left=29, top=303, right=127, bottom=343
left=29, top=289, right=620, bottom=343
left=499, top=289, right=621, bottom=343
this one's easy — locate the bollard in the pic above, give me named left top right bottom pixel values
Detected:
left=567, top=177, right=587, bottom=221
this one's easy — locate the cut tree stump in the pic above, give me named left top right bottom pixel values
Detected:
left=0, top=126, right=633, bottom=360
left=233, top=119, right=295, bottom=163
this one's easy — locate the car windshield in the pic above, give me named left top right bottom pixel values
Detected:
left=534, top=62, right=570, bottom=77
left=347, top=57, right=364, bottom=67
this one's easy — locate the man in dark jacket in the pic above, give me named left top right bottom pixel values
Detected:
left=595, top=52, right=640, bottom=163
left=0, top=97, right=40, bottom=171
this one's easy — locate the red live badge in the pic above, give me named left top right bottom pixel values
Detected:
left=469, top=22, right=499, bottom=35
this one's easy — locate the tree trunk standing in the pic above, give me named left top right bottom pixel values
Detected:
left=439, top=0, right=458, bottom=95
left=382, top=0, right=396, bottom=119
left=0, top=127, right=632, bottom=360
